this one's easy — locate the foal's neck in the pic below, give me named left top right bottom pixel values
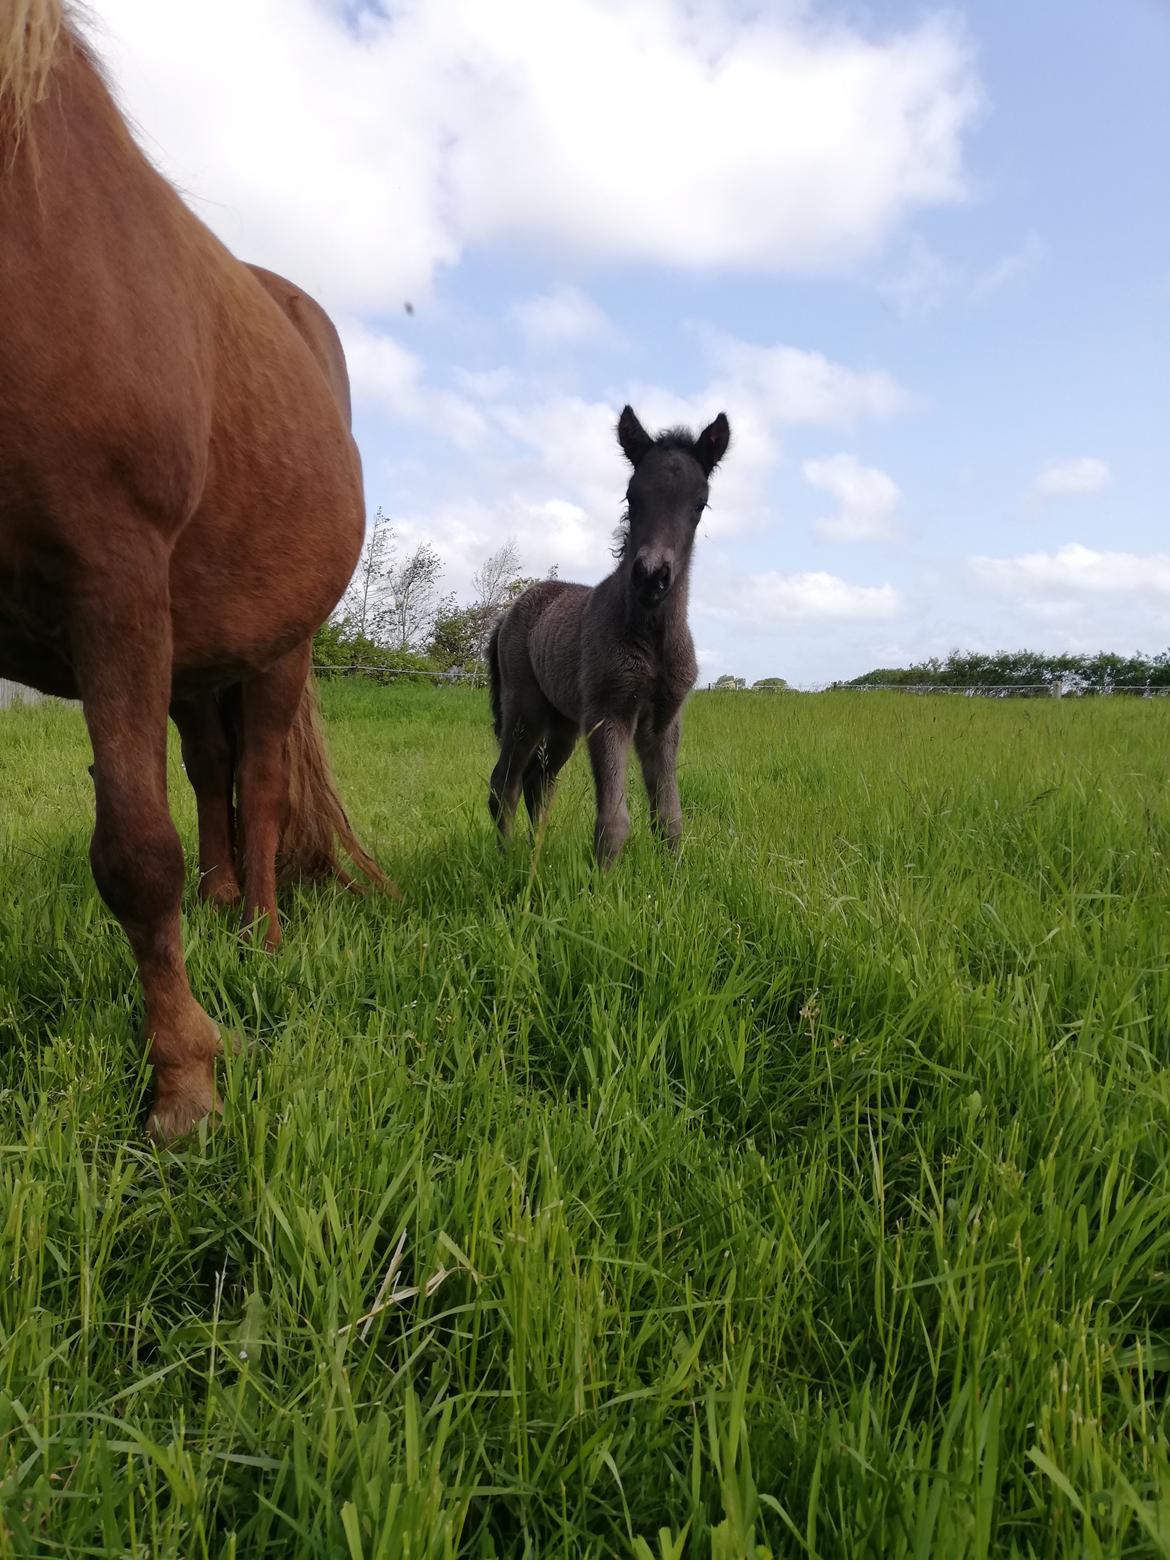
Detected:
left=622, top=567, right=691, bottom=644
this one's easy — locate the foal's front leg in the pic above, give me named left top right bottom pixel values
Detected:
left=635, top=711, right=683, bottom=851
left=586, top=715, right=634, bottom=866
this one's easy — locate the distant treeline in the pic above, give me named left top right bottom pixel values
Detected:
left=832, top=650, right=1170, bottom=694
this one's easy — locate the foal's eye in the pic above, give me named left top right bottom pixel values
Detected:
left=693, top=503, right=707, bottom=523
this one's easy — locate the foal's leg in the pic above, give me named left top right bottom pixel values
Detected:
left=236, top=642, right=308, bottom=951
left=489, top=707, right=544, bottom=843
left=74, top=569, right=221, bottom=1141
left=635, top=711, right=683, bottom=851
left=522, top=715, right=577, bottom=830
left=585, top=714, right=634, bottom=866
left=171, top=691, right=242, bottom=906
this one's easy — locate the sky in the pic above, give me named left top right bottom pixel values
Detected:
left=88, top=0, right=1170, bottom=686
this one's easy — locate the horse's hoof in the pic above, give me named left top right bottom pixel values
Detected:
left=146, top=1083, right=222, bottom=1146
left=214, top=1030, right=253, bottom=1059
left=239, top=910, right=281, bottom=953
left=200, top=879, right=243, bottom=908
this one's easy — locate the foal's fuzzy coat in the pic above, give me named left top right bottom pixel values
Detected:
left=489, top=405, right=731, bottom=863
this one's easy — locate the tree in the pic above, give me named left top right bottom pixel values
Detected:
left=463, top=539, right=527, bottom=662
left=471, top=539, right=522, bottom=617
left=752, top=677, right=789, bottom=692
left=713, top=674, right=746, bottom=690
left=429, top=602, right=488, bottom=666
left=384, top=542, right=445, bottom=651
left=339, top=507, right=395, bottom=639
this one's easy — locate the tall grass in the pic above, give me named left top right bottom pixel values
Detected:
left=2, top=684, right=1169, bottom=1557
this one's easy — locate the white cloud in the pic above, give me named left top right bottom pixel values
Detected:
left=453, top=367, right=520, bottom=401
left=89, top=0, right=980, bottom=311
left=970, top=233, right=1045, bottom=300
left=880, top=231, right=1044, bottom=318
left=804, top=452, right=904, bottom=542
left=341, top=322, right=488, bottom=449
left=391, top=494, right=608, bottom=603
left=970, top=544, right=1170, bottom=599
left=512, top=286, right=614, bottom=349
left=702, top=571, right=902, bottom=626
left=1032, top=458, right=1112, bottom=497
left=702, top=331, right=913, bottom=426
left=881, top=235, right=959, bottom=318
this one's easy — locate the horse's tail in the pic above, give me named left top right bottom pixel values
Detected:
left=487, top=619, right=503, bottom=740
left=277, top=673, right=400, bottom=898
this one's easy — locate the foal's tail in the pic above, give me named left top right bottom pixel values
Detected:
left=487, top=621, right=503, bottom=740
left=278, top=674, right=401, bottom=898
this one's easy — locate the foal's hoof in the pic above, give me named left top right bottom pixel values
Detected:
left=145, top=1064, right=222, bottom=1145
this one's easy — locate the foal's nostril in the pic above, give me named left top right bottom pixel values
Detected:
left=633, top=553, right=672, bottom=599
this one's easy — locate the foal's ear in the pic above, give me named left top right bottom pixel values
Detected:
left=617, top=405, right=654, bottom=467
left=694, top=413, right=731, bottom=476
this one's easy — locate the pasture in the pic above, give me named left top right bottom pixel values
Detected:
left=2, top=683, right=1169, bottom=1557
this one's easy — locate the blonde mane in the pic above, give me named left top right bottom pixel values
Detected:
left=0, top=0, right=65, bottom=140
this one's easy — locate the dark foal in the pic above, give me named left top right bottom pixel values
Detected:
left=488, top=405, right=730, bottom=864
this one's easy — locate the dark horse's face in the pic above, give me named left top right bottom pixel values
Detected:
left=617, top=405, right=731, bottom=609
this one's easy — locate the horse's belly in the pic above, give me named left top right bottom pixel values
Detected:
left=167, top=484, right=362, bottom=680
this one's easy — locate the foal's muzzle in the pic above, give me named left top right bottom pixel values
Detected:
left=632, top=554, right=673, bottom=606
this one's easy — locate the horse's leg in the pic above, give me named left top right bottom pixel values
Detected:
left=74, top=573, right=221, bottom=1141
left=171, top=691, right=242, bottom=906
left=489, top=703, right=544, bottom=842
left=585, top=714, right=634, bottom=866
left=236, top=642, right=309, bottom=952
left=635, top=711, right=683, bottom=851
left=522, top=715, right=577, bottom=829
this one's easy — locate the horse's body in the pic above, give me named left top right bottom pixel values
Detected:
left=489, top=406, right=730, bottom=863
left=0, top=6, right=383, bottom=1138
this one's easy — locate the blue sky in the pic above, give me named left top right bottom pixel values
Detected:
left=99, top=0, right=1170, bottom=684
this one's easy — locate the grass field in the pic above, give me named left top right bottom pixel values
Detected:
left=2, top=682, right=1170, bottom=1557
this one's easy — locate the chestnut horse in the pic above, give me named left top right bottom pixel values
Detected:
left=0, top=5, right=388, bottom=1140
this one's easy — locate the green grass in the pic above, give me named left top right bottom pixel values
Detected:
left=3, top=681, right=1170, bottom=1557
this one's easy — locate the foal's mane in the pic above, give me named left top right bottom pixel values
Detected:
left=612, top=424, right=705, bottom=560
left=0, top=0, right=65, bottom=140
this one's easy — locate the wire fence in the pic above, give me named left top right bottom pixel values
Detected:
left=0, top=679, right=49, bottom=710
left=4, top=669, right=1169, bottom=710
left=314, top=667, right=1170, bottom=699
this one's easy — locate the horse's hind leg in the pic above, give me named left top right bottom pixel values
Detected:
left=171, top=691, right=242, bottom=907
left=235, top=642, right=309, bottom=951
left=522, top=715, right=577, bottom=830
left=73, top=563, right=221, bottom=1141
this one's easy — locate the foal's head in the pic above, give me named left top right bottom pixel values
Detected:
left=616, top=406, right=730, bottom=609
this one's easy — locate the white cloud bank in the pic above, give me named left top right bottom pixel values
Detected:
left=970, top=544, right=1170, bottom=599
left=702, top=571, right=902, bottom=627
left=90, top=0, right=981, bottom=311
